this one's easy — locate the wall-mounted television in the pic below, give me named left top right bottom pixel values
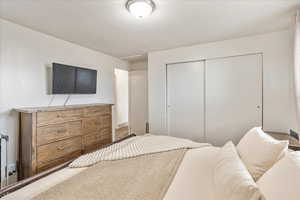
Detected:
left=52, top=63, right=97, bottom=94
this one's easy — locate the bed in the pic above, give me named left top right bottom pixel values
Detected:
left=2, top=146, right=219, bottom=200
left=1, top=128, right=299, bottom=200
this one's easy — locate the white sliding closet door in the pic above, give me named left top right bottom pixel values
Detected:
left=167, top=61, right=205, bottom=142
left=206, top=54, right=262, bottom=145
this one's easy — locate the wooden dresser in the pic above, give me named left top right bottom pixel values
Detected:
left=15, top=104, right=113, bottom=180
left=266, top=131, right=300, bottom=151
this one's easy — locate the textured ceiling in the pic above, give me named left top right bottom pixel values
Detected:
left=0, top=0, right=299, bottom=58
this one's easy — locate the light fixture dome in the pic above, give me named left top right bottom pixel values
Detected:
left=126, top=0, right=155, bottom=18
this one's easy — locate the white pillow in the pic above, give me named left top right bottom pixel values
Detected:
left=237, top=127, right=288, bottom=181
left=214, top=141, right=263, bottom=200
left=257, top=151, right=300, bottom=200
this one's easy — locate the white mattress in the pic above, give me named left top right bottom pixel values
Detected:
left=3, top=146, right=219, bottom=200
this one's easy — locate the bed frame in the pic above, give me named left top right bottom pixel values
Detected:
left=0, top=134, right=136, bottom=198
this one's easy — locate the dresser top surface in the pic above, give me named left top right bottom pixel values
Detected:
left=267, top=132, right=300, bottom=148
left=14, top=103, right=113, bottom=113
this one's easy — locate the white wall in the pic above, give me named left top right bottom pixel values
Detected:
left=148, top=30, right=297, bottom=135
left=114, top=69, right=129, bottom=126
left=0, top=19, right=129, bottom=175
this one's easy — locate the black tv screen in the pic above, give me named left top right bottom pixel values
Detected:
left=52, top=63, right=97, bottom=94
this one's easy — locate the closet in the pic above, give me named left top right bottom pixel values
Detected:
left=167, top=54, right=263, bottom=145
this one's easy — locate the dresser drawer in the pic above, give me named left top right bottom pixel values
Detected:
left=101, top=128, right=112, bottom=140
left=83, top=133, right=102, bottom=147
left=101, top=114, right=112, bottom=128
left=37, top=109, right=84, bottom=126
left=84, top=106, right=110, bottom=117
left=37, top=151, right=81, bottom=173
left=82, top=116, right=102, bottom=134
left=37, top=137, right=82, bottom=166
left=37, top=121, right=82, bottom=146
left=84, top=143, right=103, bottom=153
left=83, top=130, right=112, bottom=151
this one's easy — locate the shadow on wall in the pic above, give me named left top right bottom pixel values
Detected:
left=45, top=64, right=52, bottom=95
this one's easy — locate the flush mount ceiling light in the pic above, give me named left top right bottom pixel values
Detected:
left=126, top=0, right=156, bottom=18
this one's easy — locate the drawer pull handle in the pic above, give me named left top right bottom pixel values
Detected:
left=57, top=146, right=65, bottom=150
left=57, top=129, right=66, bottom=134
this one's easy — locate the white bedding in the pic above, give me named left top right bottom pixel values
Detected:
left=3, top=146, right=220, bottom=200
left=164, top=146, right=219, bottom=200
left=70, top=134, right=210, bottom=168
